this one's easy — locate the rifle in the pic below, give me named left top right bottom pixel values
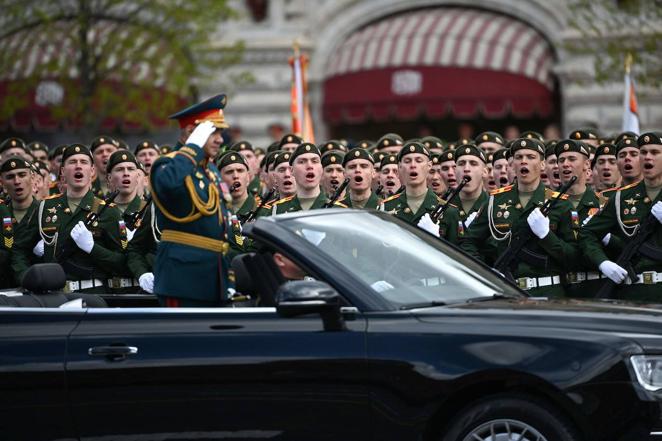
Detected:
left=595, top=211, right=659, bottom=299
left=493, top=176, right=577, bottom=282
left=430, top=176, right=470, bottom=223
left=57, top=190, right=120, bottom=279
left=124, top=195, right=152, bottom=230
left=375, top=184, right=384, bottom=198
left=239, top=185, right=278, bottom=223
left=323, top=178, right=350, bottom=208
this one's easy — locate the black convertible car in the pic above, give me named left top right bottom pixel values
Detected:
left=2, top=209, right=662, bottom=441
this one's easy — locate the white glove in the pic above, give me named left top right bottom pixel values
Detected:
left=32, top=239, right=44, bottom=257
left=370, top=280, right=394, bottom=292
left=138, top=272, right=154, bottom=293
left=601, top=233, right=611, bottom=246
left=185, top=120, right=216, bottom=148
left=652, top=201, right=662, bottom=224
left=527, top=208, right=550, bottom=239
left=464, top=211, right=478, bottom=228
left=598, top=260, right=628, bottom=284
left=70, top=221, right=94, bottom=254
left=417, top=213, right=440, bottom=237
left=126, top=228, right=136, bottom=242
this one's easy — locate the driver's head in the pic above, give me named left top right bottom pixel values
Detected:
left=272, top=252, right=306, bottom=280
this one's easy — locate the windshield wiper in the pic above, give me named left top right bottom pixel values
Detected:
left=399, top=300, right=447, bottom=310
left=464, top=293, right=512, bottom=303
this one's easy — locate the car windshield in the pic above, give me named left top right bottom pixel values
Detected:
left=280, top=211, right=521, bottom=308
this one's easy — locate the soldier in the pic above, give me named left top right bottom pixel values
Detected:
left=579, top=132, right=662, bottom=301
left=278, top=133, right=303, bottom=153
left=319, top=140, right=347, bottom=155
left=149, top=94, right=236, bottom=307
left=438, top=149, right=458, bottom=190
left=11, top=144, right=126, bottom=292
left=0, top=158, right=40, bottom=287
left=553, top=139, right=608, bottom=297
left=28, top=142, right=49, bottom=163
left=449, top=145, right=489, bottom=232
left=134, top=140, right=161, bottom=175
left=543, top=141, right=560, bottom=189
left=375, top=133, right=404, bottom=156
left=475, top=131, right=505, bottom=155
left=569, top=129, right=600, bottom=187
left=126, top=197, right=159, bottom=294
left=0, top=137, right=29, bottom=162
left=268, top=151, right=297, bottom=201
left=218, top=152, right=259, bottom=218
left=484, top=152, right=497, bottom=193
left=90, top=136, right=119, bottom=198
left=260, top=143, right=327, bottom=214
left=31, top=160, right=51, bottom=200
left=592, top=143, right=621, bottom=193
left=48, top=144, right=66, bottom=186
left=615, top=136, right=642, bottom=189
left=0, top=198, right=12, bottom=287
left=339, top=148, right=380, bottom=209
left=421, top=136, right=445, bottom=155
left=377, top=154, right=402, bottom=197
left=229, top=141, right=262, bottom=196
left=492, top=148, right=510, bottom=188
left=106, top=151, right=142, bottom=217
left=460, top=138, right=577, bottom=297
left=427, top=153, right=446, bottom=197
left=321, top=150, right=345, bottom=198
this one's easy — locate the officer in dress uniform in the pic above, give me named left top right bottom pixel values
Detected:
left=150, top=94, right=235, bottom=307
left=579, top=132, right=662, bottom=302
left=338, top=148, right=380, bottom=209
left=0, top=158, right=40, bottom=287
left=11, top=144, right=126, bottom=292
left=460, top=138, right=577, bottom=297
left=259, top=143, right=327, bottom=215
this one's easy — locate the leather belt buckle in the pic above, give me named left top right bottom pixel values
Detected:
left=642, top=271, right=655, bottom=285
left=567, top=272, right=578, bottom=284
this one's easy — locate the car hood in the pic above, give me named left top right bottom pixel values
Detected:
left=413, top=298, right=662, bottom=352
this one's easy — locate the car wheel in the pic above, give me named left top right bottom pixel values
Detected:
left=441, top=394, right=581, bottom=441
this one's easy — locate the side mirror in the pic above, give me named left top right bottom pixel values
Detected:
left=276, top=280, right=346, bottom=331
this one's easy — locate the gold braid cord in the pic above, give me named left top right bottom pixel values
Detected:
left=150, top=175, right=219, bottom=224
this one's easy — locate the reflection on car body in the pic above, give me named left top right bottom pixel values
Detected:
left=2, top=209, right=662, bottom=441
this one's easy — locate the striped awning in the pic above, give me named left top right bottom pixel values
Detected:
left=323, top=7, right=556, bottom=124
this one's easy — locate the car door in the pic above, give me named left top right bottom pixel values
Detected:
left=0, top=308, right=83, bottom=441
left=66, top=306, right=369, bottom=441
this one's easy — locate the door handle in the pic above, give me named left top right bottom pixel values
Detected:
left=88, top=345, right=138, bottom=360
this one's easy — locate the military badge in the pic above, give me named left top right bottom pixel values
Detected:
left=503, top=211, right=510, bottom=219
left=119, top=220, right=128, bottom=249
left=631, top=207, right=636, bottom=215
left=624, top=208, right=629, bottom=215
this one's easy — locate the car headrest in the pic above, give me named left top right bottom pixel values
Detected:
left=231, top=253, right=256, bottom=295
left=21, top=263, right=66, bottom=293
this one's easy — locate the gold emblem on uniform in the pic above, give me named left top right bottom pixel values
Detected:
left=574, top=132, right=581, bottom=139
left=11, top=140, right=16, bottom=146
left=230, top=155, right=236, bottom=160
left=503, top=211, right=510, bottom=219
left=625, top=139, right=631, bottom=145
left=404, top=207, right=411, bottom=213
left=515, top=203, right=522, bottom=209
left=498, top=203, right=510, bottom=210
left=143, top=142, right=148, bottom=147
left=447, top=153, right=453, bottom=159
left=496, top=211, right=502, bottom=218
left=604, top=147, right=609, bottom=153
left=75, top=146, right=80, bottom=152
left=482, top=135, right=488, bottom=141
left=287, top=136, right=293, bottom=142
left=121, top=154, right=127, bottom=160
left=625, top=198, right=637, bottom=205
left=465, top=147, right=470, bottom=154
left=355, top=150, right=360, bottom=157
left=330, top=156, right=336, bottom=163
left=10, top=161, right=15, bottom=167
left=410, top=146, right=415, bottom=152
left=45, top=216, right=51, bottom=223
left=631, top=207, right=637, bottom=214
left=644, top=197, right=651, bottom=203
left=384, top=140, right=390, bottom=146
left=52, top=215, right=58, bottom=222
left=195, top=172, right=203, bottom=178
left=624, top=208, right=629, bottom=215
left=644, top=135, right=650, bottom=143
left=64, top=208, right=71, bottom=214
left=520, top=141, right=526, bottom=147
left=305, top=145, right=311, bottom=151
left=199, top=180, right=205, bottom=189
left=100, top=138, right=105, bottom=142
left=564, top=144, right=569, bottom=150
left=47, top=207, right=56, bottom=214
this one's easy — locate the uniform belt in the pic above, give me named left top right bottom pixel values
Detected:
left=516, top=275, right=561, bottom=290
left=566, top=271, right=603, bottom=284
left=628, top=271, right=662, bottom=285
left=65, top=279, right=104, bottom=292
left=161, top=229, right=229, bottom=254
left=107, top=277, right=139, bottom=289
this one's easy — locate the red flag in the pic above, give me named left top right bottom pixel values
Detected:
left=289, top=42, right=315, bottom=143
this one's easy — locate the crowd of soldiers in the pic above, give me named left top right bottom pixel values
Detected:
left=0, top=93, right=661, bottom=307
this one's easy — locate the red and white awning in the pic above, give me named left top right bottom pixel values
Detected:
left=323, top=7, right=556, bottom=124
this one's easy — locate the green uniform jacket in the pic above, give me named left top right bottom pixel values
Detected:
left=339, top=192, right=381, bottom=209
left=460, top=181, right=577, bottom=284
left=126, top=203, right=158, bottom=279
left=1, top=198, right=40, bottom=287
left=579, top=180, right=662, bottom=300
left=247, top=175, right=263, bottom=198
left=379, top=189, right=461, bottom=244
left=11, top=191, right=127, bottom=282
left=0, top=202, right=15, bottom=287
left=449, top=191, right=489, bottom=243
left=258, top=192, right=328, bottom=216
